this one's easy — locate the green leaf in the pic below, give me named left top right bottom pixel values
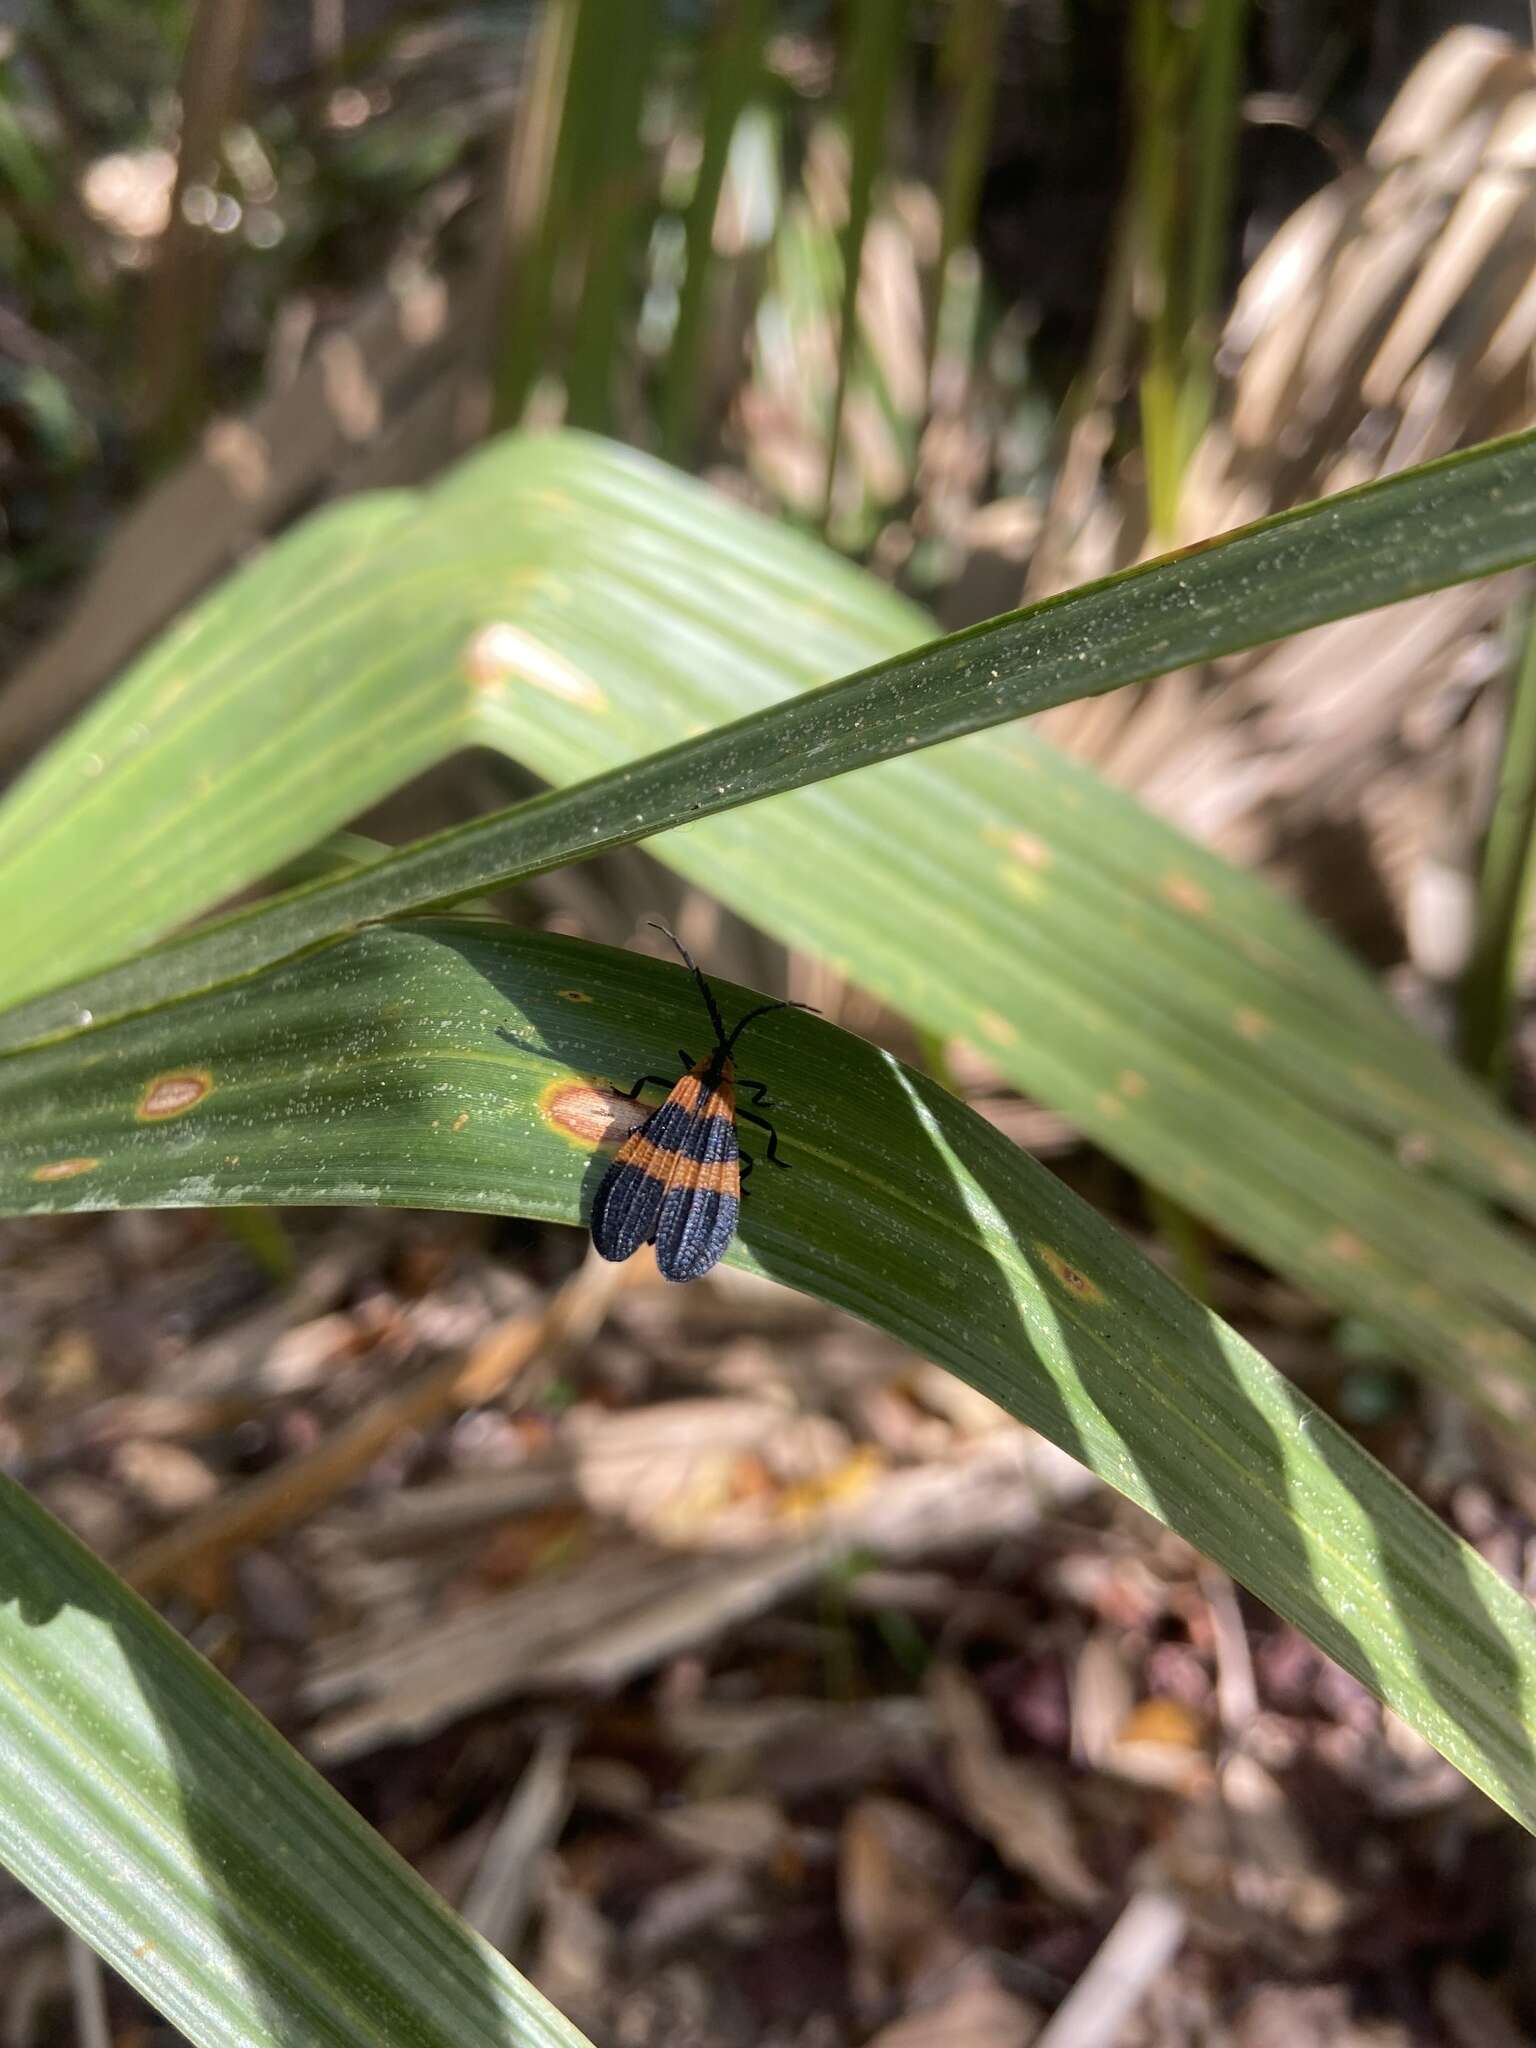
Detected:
left=660, top=0, right=773, bottom=461
left=5, top=922, right=1536, bottom=1832
left=823, top=0, right=911, bottom=518
left=8, top=427, right=1536, bottom=1036
left=0, top=1449, right=591, bottom=2048
left=5, top=430, right=1536, bottom=1416
left=562, top=3, right=664, bottom=433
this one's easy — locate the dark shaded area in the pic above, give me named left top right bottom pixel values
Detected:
left=974, top=0, right=1533, bottom=380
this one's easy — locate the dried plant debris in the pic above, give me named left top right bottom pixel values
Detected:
left=6, top=1188, right=1536, bottom=2045
left=1038, top=30, right=1536, bottom=985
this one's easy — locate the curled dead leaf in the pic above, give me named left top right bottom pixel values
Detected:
left=929, top=1664, right=1102, bottom=1912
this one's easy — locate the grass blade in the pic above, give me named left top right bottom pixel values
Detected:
left=7, top=433, right=1536, bottom=1415
left=661, top=0, right=772, bottom=460
left=4, top=922, right=1536, bottom=1832
left=7, top=427, right=1536, bottom=1047
left=1461, top=593, right=1536, bottom=1088
left=0, top=1453, right=591, bottom=2047
left=822, top=0, right=911, bottom=520
left=928, top=0, right=1002, bottom=402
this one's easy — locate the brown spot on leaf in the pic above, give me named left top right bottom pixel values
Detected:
left=559, top=988, right=594, bottom=1003
left=1095, top=1091, right=1124, bottom=1120
left=1324, top=1227, right=1367, bottom=1264
left=1117, top=1069, right=1148, bottom=1098
left=32, top=1157, right=99, bottom=1182
left=1036, top=1244, right=1104, bottom=1303
left=452, top=1112, right=470, bottom=1134
left=540, top=1077, right=647, bottom=1150
left=137, top=1070, right=214, bottom=1120
left=1008, top=832, right=1052, bottom=870
left=1233, top=1007, right=1269, bottom=1041
left=977, top=1010, right=1017, bottom=1046
left=1160, top=529, right=1228, bottom=563
left=1160, top=873, right=1211, bottom=916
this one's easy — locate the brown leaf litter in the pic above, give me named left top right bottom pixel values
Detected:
left=3, top=1187, right=1534, bottom=2045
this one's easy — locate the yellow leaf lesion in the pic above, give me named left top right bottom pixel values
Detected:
left=1035, top=1243, right=1104, bottom=1304
left=1160, top=872, right=1212, bottom=916
left=137, top=1069, right=215, bottom=1120
left=31, top=1157, right=100, bottom=1182
left=539, top=1076, right=645, bottom=1150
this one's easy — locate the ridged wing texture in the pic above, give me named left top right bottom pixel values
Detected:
left=590, top=1075, right=741, bottom=1281
left=589, top=1135, right=667, bottom=1264
left=654, top=1099, right=741, bottom=1282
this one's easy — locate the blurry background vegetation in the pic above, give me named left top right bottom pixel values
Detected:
left=8, top=2, right=1536, bottom=2043
left=7, top=0, right=1536, bottom=996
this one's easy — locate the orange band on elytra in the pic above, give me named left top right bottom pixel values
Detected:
left=616, top=1135, right=740, bottom=1194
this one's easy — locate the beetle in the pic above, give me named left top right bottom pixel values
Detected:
left=590, top=924, right=812, bottom=1282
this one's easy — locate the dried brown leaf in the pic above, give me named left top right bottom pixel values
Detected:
left=929, top=1666, right=1101, bottom=1912
left=651, top=1796, right=787, bottom=1869
left=863, top=1966, right=1043, bottom=2048
left=839, top=1796, right=969, bottom=2007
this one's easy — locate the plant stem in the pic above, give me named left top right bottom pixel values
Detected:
left=489, top=0, right=581, bottom=431
left=661, top=0, right=771, bottom=462
left=139, top=0, right=265, bottom=464
left=821, top=0, right=909, bottom=528
left=926, top=0, right=1001, bottom=406
left=1144, top=1185, right=1211, bottom=1304
left=1133, top=0, right=1248, bottom=538
left=1179, top=0, right=1249, bottom=465
left=1460, top=594, right=1536, bottom=1092
left=1131, top=0, right=1186, bottom=539
left=563, top=6, right=660, bottom=432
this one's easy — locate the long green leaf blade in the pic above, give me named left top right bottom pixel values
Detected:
left=6, top=426, right=1536, bottom=1045
left=4, top=922, right=1536, bottom=1831
left=0, top=1455, right=590, bottom=2047
left=9, top=431, right=1536, bottom=1413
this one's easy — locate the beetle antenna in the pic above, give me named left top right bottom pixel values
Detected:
left=725, top=997, right=819, bottom=1055
left=648, top=921, right=730, bottom=1052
